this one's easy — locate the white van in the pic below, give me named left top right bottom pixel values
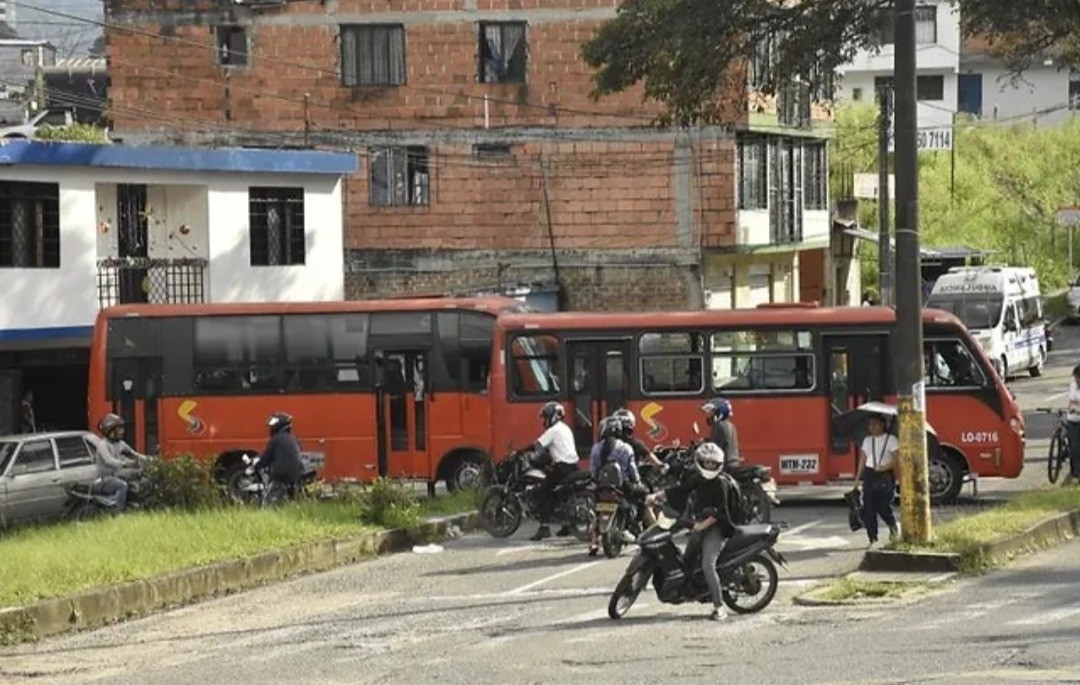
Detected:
left=925, top=266, right=1047, bottom=380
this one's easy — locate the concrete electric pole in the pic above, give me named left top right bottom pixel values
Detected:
left=893, top=0, right=933, bottom=544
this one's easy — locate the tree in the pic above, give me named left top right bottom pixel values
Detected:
left=581, top=0, right=1080, bottom=124
left=832, top=102, right=1080, bottom=289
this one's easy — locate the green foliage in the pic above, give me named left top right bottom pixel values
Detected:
left=34, top=124, right=108, bottom=144
left=832, top=104, right=1080, bottom=290
left=140, top=455, right=221, bottom=511
left=352, top=478, right=422, bottom=530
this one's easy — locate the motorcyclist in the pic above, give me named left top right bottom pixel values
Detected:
left=645, top=442, right=737, bottom=621
left=611, top=408, right=666, bottom=471
left=587, top=416, right=641, bottom=556
left=700, top=397, right=742, bottom=470
left=93, top=413, right=148, bottom=511
left=525, top=401, right=580, bottom=541
left=252, top=412, right=305, bottom=506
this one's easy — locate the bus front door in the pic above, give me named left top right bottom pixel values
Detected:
left=110, top=357, right=163, bottom=455
left=824, top=333, right=889, bottom=479
left=374, top=350, right=430, bottom=479
left=565, top=339, right=632, bottom=458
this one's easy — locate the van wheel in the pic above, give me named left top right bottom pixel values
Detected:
left=994, top=356, right=1008, bottom=381
left=1029, top=348, right=1045, bottom=377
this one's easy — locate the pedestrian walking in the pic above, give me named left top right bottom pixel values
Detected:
left=19, top=390, right=35, bottom=434
left=856, top=412, right=899, bottom=548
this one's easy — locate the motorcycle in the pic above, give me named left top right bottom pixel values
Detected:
left=63, top=471, right=152, bottom=521
left=596, top=479, right=650, bottom=558
left=607, top=507, right=788, bottom=620
left=480, top=449, right=597, bottom=541
left=227, top=451, right=324, bottom=506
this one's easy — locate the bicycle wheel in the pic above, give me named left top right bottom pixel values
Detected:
left=1048, top=426, right=1067, bottom=484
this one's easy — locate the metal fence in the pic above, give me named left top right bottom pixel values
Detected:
left=96, top=257, right=208, bottom=309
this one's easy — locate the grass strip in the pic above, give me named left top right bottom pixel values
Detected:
left=816, top=578, right=923, bottom=602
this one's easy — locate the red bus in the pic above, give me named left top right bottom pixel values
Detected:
left=88, top=296, right=525, bottom=491
left=489, top=305, right=1025, bottom=504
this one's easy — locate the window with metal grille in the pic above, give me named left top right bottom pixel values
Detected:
left=803, top=142, right=828, bottom=210
left=369, top=146, right=430, bottom=207
left=879, top=5, right=937, bottom=45
left=248, top=187, right=305, bottom=266
left=478, top=21, right=527, bottom=83
left=0, top=181, right=60, bottom=269
left=738, top=138, right=767, bottom=210
left=340, top=24, right=406, bottom=87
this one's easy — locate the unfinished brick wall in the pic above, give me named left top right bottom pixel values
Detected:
left=104, top=2, right=750, bottom=136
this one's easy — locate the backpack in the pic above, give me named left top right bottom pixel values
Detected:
left=596, top=443, right=625, bottom=488
left=721, top=473, right=748, bottom=525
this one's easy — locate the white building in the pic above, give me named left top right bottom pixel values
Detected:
left=835, top=0, right=960, bottom=129
left=0, top=139, right=357, bottom=432
left=959, top=37, right=1080, bottom=125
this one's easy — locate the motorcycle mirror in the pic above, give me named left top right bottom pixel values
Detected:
left=692, top=422, right=701, bottom=436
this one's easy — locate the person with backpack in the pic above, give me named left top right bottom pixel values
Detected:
left=587, top=416, right=640, bottom=556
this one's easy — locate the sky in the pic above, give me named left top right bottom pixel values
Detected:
left=9, top=0, right=103, bottom=56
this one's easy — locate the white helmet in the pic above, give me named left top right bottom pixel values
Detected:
left=695, top=442, right=726, bottom=480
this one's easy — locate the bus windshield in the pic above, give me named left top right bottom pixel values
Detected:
left=926, top=294, right=1003, bottom=330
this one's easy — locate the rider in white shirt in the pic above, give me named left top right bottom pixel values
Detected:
left=528, top=401, right=580, bottom=541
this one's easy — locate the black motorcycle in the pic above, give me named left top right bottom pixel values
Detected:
left=596, top=478, right=650, bottom=558
left=654, top=441, right=779, bottom=524
left=63, top=472, right=151, bottom=521
left=227, top=451, right=323, bottom=506
left=608, top=508, right=788, bottom=619
left=480, top=450, right=596, bottom=541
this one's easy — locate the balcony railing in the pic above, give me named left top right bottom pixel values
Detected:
left=96, top=257, right=207, bottom=309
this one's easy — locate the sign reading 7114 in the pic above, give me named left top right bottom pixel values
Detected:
left=887, top=126, right=954, bottom=152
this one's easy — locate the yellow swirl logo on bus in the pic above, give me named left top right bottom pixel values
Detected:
left=178, top=400, right=206, bottom=435
left=640, top=402, right=668, bottom=441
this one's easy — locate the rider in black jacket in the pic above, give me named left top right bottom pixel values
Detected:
left=646, top=442, right=737, bottom=621
left=253, top=412, right=304, bottom=506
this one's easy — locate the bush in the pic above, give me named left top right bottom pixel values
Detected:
left=34, top=123, right=109, bottom=143
left=354, top=478, right=422, bottom=530
left=140, top=455, right=222, bottom=511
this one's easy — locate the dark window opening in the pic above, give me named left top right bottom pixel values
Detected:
left=803, top=142, right=828, bottom=210
left=340, top=24, right=406, bottom=87
left=478, top=21, right=527, bottom=83
left=473, top=143, right=513, bottom=160
left=249, top=187, right=305, bottom=266
left=370, top=146, right=430, bottom=207
left=0, top=181, right=60, bottom=268
left=216, top=26, right=248, bottom=67
left=738, top=138, right=768, bottom=210
left=916, top=75, right=945, bottom=101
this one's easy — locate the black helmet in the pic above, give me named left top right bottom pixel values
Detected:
left=98, top=413, right=125, bottom=439
left=539, top=401, right=565, bottom=428
left=268, top=412, right=293, bottom=435
left=599, top=416, right=622, bottom=439
left=611, top=408, right=635, bottom=437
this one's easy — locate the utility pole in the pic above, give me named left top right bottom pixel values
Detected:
left=877, top=84, right=893, bottom=306
left=894, top=0, right=933, bottom=544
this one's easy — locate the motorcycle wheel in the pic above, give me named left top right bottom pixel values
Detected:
left=721, top=553, right=779, bottom=615
left=226, top=469, right=262, bottom=506
left=607, top=567, right=649, bottom=619
left=601, top=510, right=626, bottom=559
left=68, top=501, right=103, bottom=523
left=743, top=482, right=772, bottom=523
left=480, top=489, right=523, bottom=538
left=568, top=490, right=597, bottom=542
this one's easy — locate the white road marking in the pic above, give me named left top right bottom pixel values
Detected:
left=1043, top=391, right=1067, bottom=402
left=506, top=561, right=600, bottom=595
left=415, top=587, right=613, bottom=602
left=496, top=544, right=544, bottom=556
left=1008, top=602, right=1080, bottom=627
left=783, top=519, right=824, bottom=537
left=776, top=535, right=853, bottom=552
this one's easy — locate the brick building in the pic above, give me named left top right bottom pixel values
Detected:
left=102, top=0, right=853, bottom=310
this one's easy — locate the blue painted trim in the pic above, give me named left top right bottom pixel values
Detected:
left=0, top=325, right=94, bottom=342
left=0, top=140, right=358, bottom=175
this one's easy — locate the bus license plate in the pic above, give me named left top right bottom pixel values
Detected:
left=596, top=502, right=618, bottom=513
left=779, top=455, right=819, bottom=475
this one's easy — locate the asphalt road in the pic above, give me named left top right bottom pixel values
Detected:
left=0, top=326, right=1077, bottom=684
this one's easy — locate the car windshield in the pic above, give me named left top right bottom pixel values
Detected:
left=926, top=294, right=1004, bottom=330
left=0, top=441, right=16, bottom=474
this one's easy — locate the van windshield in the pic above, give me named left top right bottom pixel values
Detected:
left=926, top=294, right=1003, bottom=330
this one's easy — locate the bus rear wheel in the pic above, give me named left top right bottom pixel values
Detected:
left=446, top=453, right=489, bottom=492
left=929, top=449, right=964, bottom=505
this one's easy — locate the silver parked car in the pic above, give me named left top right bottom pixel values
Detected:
left=0, top=431, right=102, bottom=527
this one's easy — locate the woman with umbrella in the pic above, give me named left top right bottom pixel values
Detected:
left=856, top=408, right=901, bottom=548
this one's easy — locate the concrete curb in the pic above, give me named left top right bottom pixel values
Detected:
left=860, top=508, right=1080, bottom=574
left=0, top=511, right=481, bottom=645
